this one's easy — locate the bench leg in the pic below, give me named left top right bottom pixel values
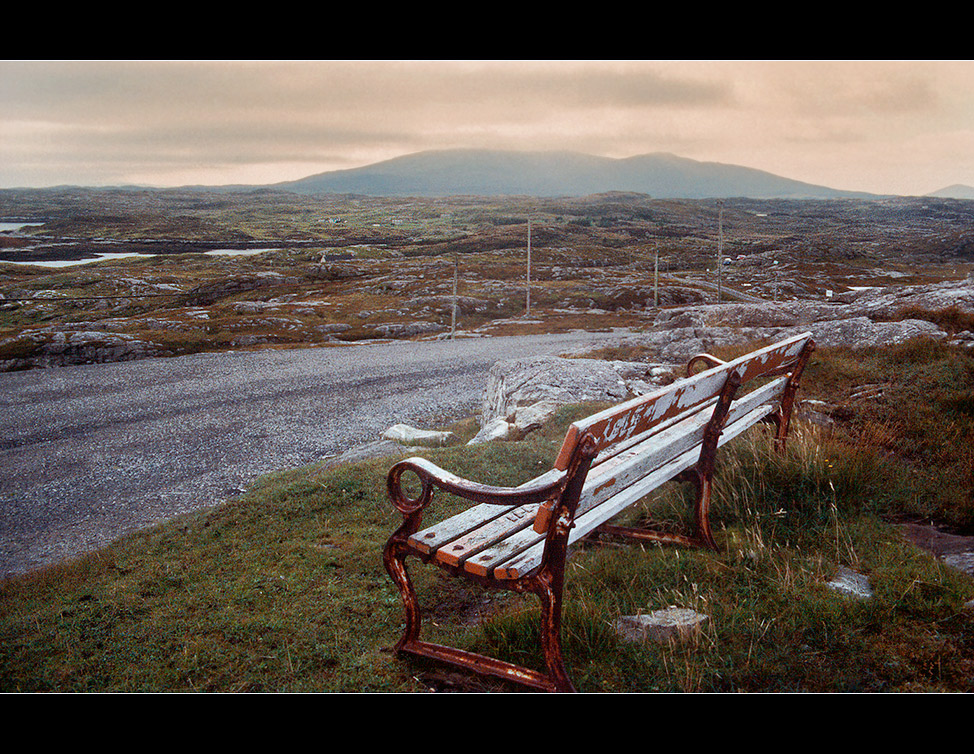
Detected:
left=688, top=467, right=719, bottom=550
left=383, top=534, right=576, bottom=692
left=383, top=536, right=423, bottom=652
left=772, top=339, right=816, bottom=453
left=598, top=468, right=719, bottom=550
left=533, top=545, right=577, bottom=692
left=688, top=370, right=740, bottom=550
left=382, top=433, right=596, bottom=692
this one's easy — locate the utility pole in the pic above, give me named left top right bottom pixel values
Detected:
left=526, top=216, right=531, bottom=317
left=717, top=200, right=724, bottom=303
left=654, top=243, right=659, bottom=308
left=450, top=252, right=458, bottom=338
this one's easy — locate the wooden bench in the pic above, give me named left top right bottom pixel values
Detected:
left=383, top=332, right=815, bottom=692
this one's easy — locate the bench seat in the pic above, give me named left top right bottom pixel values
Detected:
left=383, top=331, right=815, bottom=692
left=409, top=373, right=788, bottom=579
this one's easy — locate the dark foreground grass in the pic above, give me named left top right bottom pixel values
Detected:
left=2, top=342, right=974, bottom=692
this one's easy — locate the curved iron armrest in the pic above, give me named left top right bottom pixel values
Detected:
left=387, top=456, right=568, bottom=520
left=686, top=353, right=727, bottom=376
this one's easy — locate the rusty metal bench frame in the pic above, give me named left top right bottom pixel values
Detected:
left=383, top=332, right=814, bottom=692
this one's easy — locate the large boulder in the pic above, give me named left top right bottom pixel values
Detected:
left=185, top=272, right=303, bottom=306
left=832, top=278, right=974, bottom=318
left=621, top=326, right=783, bottom=363
left=478, top=356, right=660, bottom=429
left=781, top=317, right=947, bottom=348
left=469, top=399, right=567, bottom=445
left=371, top=321, right=446, bottom=339
left=654, top=302, right=803, bottom=329
left=0, top=329, right=163, bottom=371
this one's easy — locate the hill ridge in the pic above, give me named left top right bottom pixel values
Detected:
left=275, top=148, right=883, bottom=200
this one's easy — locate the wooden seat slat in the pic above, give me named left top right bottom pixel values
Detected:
left=578, top=374, right=787, bottom=511
left=492, top=402, right=778, bottom=579
left=409, top=401, right=726, bottom=563
left=492, top=444, right=706, bottom=579
left=431, top=502, right=539, bottom=568
left=408, top=468, right=563, bottom=556
left=583, top=396, right=719, bottom=467
left=412, top=375, right=782, bottom=561
left=575, top=402, right=777, bottom=542
left=423, top=373, right=790, bottom=576
left=427, top=399, right=723, bottom=574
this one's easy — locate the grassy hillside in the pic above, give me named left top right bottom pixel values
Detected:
left=2, top=340, right=973, bottom=692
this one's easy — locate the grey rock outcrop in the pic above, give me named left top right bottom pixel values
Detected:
left=468, top=417, right=515, bottom=444
left=949, top=330, right=974, bottom=349
left=319, top=439, right=409, bottom=470
left=466, top=280, right=971, bottom=446
left=468, top=399, right=566, bottom=445
left=832, top=278, right=974, bottom=317
left=624, top=325, right=783, bottom=363
left=0, top=329, right=163, bottom=371
left=781, top=317, right=947, bottom=348
left=185, top=271, right=303, bottom=306
left=407, top=294, right=494, bottom=314
left=371, top=321, right=446, bottom=339
left=652, top=278, right=974, bottom=333
left=654, top=302, right=806, bottom=329
left=478, top=356, right=663, bottom=429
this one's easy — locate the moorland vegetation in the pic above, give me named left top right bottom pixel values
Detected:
left=1, top=188, right=973, bottom=692
left=2, top=189, right=973, bottom=369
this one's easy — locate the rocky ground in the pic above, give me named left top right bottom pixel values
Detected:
left=2, top=189, right=974, bottom=576
left=2, top=190, right=973, bottom=373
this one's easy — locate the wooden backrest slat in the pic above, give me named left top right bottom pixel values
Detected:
left=553, top=332, right=812, bottom=470
left=464, top=373, right=790, bottom=579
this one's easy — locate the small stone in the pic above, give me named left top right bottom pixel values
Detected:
left=827, top=566, right=873, bottom=599
left=382, top=423, right=458, bottom=447
left=943, top=552, right=974, bottom=577
left=613, top=607, right=709, bottom=643
left=509, top=400, right=562, bottom=439
left=324, top=439, right=407, bottom=468
left=467, top=417, right=512, bottom=445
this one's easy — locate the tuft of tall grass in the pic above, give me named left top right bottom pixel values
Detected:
left=537, top=402, right=974, bottom=692
left=891, top=304, right=974, bottom=335
left=803, top=340, right=974, bottom=528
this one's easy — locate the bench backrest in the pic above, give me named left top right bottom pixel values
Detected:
left=553, top=332, right=814, bottom=472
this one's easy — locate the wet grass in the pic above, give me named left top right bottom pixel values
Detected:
left=2, top=344, right=973, bottom=692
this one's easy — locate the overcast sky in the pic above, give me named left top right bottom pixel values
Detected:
left=2, top=60, right=972, bottom=196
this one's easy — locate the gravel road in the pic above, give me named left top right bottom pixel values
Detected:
left=0, top=330, right=625, bottom=577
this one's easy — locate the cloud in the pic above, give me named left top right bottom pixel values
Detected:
left=1, top=60, right=972, bottom=193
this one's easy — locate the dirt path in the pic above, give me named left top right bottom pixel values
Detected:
left=0, top=330, right=626, bottom=577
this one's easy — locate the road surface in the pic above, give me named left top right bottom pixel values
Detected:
left=0, top=331, right=624, bottom=577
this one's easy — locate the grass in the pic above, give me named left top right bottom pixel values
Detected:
left=2, top=342, right=974, bottom=692
left=891, top=304, right=974, bottom=336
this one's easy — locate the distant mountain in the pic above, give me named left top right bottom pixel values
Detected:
left=275, top=149, right=881, bottom=200
left=926, top=184, right=974, bottom=200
